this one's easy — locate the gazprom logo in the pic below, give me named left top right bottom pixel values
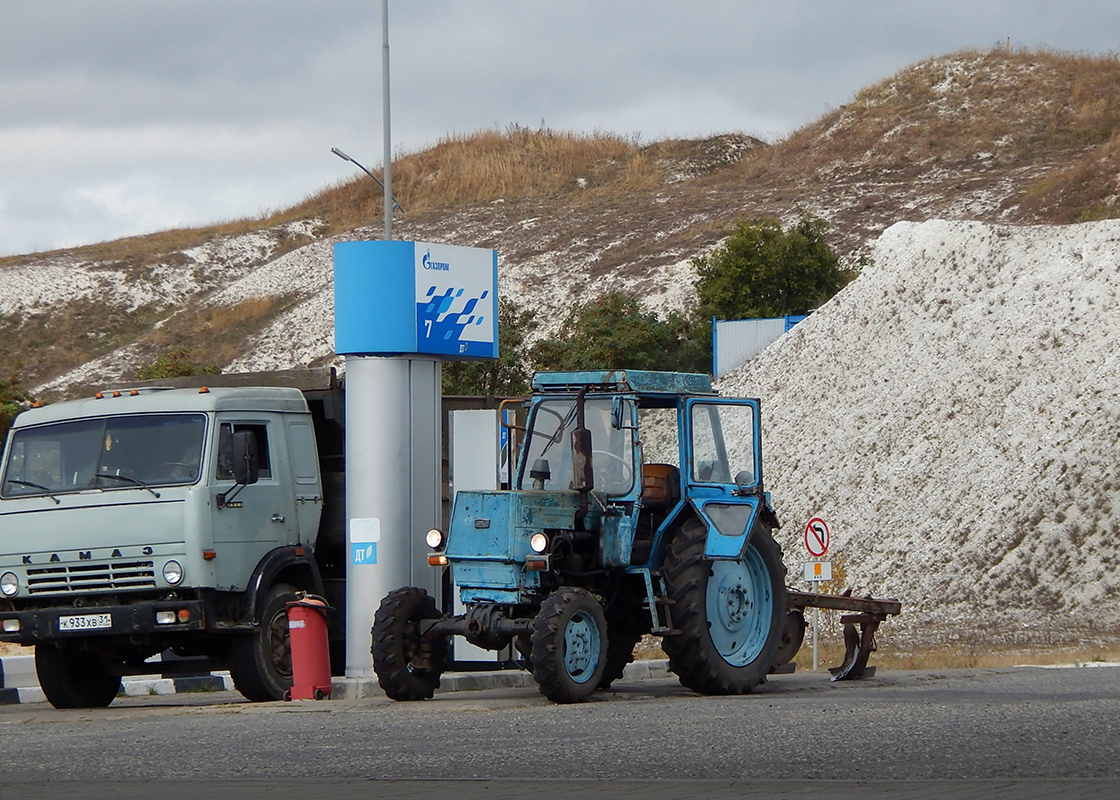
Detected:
left=422, top=250, right=450, bottom=271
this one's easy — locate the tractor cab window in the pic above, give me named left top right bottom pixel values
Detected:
left=689, top=402, right=756, bottom=486
left=519, top=397, right=634, bottom=495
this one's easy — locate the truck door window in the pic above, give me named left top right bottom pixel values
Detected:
left=217, top=423, right=272, bottom=480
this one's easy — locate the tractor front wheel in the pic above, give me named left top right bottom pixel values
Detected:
left=371, top=587, right=445, bottom=701
left=662, top=518, right=787, bottom=694
left=530, top=587, right=607, bottom=703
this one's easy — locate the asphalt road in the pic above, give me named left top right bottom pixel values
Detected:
left=1, top=665, right=1118, bottom=799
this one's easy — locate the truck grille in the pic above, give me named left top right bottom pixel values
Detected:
left=26, top=561, right=157, bottom=594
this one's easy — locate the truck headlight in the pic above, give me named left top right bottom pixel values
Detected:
left=0, top=572, right=17, bottom=597
left=162, top=560, right=184, bottom=586
left=425, top=528, right=445, bottom=550
left=530, top=533, right=549, bottom=554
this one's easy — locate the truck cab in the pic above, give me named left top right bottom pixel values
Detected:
left=0, top=384, right=328, bottom=707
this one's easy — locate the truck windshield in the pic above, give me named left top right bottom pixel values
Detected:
left=1, top=414, right=207, bottom=498
left=519, top=397, right=634, bottom=495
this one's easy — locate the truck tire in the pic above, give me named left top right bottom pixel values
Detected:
left=530, top=587, right=607, bottom=703
left=371, top=587, right=445, bottom=701
left=230, top=582, right=297, bottom=702
left=35, top=643, right=121, bottom=709
left=661, top=518, right=787, bottom=694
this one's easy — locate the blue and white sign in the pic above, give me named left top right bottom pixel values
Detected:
left=334, top=240, right=499, bottom=358
left=349, top=517, right=380, bottom=566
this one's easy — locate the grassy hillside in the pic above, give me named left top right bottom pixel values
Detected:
left=3, top=48, right=1120, bottom=394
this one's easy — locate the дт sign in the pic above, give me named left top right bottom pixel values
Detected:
left=804, top=517, right=830, bottom=558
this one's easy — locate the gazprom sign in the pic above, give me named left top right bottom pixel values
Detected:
left=334, top=240, right=499, bottom=358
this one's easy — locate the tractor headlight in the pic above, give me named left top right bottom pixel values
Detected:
left=0, top=572, right=18, bottom=597
left=425, top=528, right=445, bottom=550
left=529, top=533, right=549, bottom=554
left=162, top=560, right=183, bottom=586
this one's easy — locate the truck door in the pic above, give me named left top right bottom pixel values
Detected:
left=209, top=417, right=298, bottom=591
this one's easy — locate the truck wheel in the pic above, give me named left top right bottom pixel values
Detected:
left=230, top=582, right=296, bottom=702
left=371, top=587, right=445, bottom=701
left=530, top=587, right=607, bottom=703
left=661, top=519, right=787, bottom=694
left=35, top=643, right=121, bottom=709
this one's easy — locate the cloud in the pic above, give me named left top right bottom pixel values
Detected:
left=2, top=0, right=1120, bottom=256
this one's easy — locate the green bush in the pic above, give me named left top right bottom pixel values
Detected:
left=693, top=213, right=853, bottom=325
left=442, top=299, right=538, bottom=396
left=137, top=348, right=220, bottom=380
left=530, top=291, right=706, bottom=373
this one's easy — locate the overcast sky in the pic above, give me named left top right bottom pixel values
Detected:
left=2, top=1, right=1118, bottom=258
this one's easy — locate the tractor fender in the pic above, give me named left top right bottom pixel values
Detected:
left=689, top=497, right=762, bottom=560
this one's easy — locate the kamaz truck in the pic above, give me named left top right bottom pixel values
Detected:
left=0, top=370, right=348, bottom=707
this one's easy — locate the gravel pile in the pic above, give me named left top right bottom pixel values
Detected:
left=721, top=219, right=1120, bottom=646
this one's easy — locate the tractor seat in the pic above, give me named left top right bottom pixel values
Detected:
left=641, top=463, right=681, bottom=508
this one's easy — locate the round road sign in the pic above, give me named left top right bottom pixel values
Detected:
left=804, top=517, right=830, bottom=558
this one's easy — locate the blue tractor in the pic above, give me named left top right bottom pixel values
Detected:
left=371, top=370, right=796, bottom=703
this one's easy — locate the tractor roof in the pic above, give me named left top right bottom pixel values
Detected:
left=531, top=370, right=715, bottom=397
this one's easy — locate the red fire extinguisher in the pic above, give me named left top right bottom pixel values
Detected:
left=285, top=594, right=333, bottom=700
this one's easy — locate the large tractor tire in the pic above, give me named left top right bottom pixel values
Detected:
left=530, top=587, right=607, bottom=703
left=597, top=629, right=642, bottom=691
left=35, top=642, right=121, bottom=709
left=230, top=582, right=297, bottom=702
left=661, top=518, right=787, bottom=694
left=371, top=587, right=445, bottom=701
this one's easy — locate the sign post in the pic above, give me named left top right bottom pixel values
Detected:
left=803, top=517, right=831, bottom=671
left=334, top=239, right=499, bottom=677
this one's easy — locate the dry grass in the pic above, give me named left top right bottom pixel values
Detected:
left=286, top=127, right=661, bottom=236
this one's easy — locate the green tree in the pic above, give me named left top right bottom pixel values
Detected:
left=442, top=299, right=538, bottom=396
left=137, top=347, right=221, bottom=380
left=0, top=367, right=34, bottom=449
left=530, top=291, right=705, bottom=372
left=693, top=213, right=852, bottom=326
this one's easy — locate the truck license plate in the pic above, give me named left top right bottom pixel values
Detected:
left=58, top=612, right=112, bottom=632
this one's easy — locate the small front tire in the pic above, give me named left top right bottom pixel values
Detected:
left=371, top=587, right=445, bottom=701
left=530, top=588, right=607, bottom=703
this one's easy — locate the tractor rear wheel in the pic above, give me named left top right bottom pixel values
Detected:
left=661, top=518, right=787, bottom=694
left=530, top=587, right=607, bottom=703
left=371, top=587, right=445, bottom=701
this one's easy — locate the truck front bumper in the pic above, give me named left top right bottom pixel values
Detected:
left=0, top=599, right=206, bottom=645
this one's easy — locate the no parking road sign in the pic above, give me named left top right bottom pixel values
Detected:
left=804, top=517, right=830, bottom=558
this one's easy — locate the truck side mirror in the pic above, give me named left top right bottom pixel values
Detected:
left=610, top=396, right=636, bottom=430
left=231, top=430, right=260, bottom=485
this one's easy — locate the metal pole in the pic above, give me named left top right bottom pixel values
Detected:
left=381, top=0, right=392, bottom=242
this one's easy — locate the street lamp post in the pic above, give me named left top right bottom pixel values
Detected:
left=330, top=147, right=403, bottom=217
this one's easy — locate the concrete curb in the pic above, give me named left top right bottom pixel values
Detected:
left=0, top=652, right=673, bottom=705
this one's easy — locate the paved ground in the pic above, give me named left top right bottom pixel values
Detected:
left=1, top=664, right=1118, bottom=799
